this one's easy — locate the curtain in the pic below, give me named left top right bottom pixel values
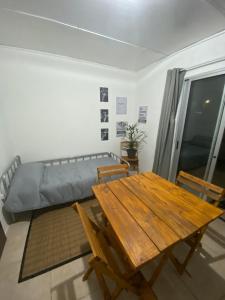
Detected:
left=153, top=68, right=186, bottom=178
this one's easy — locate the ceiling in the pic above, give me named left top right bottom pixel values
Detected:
left=0, top=0, right=225, bottom=71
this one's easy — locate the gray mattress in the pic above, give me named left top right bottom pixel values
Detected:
left=4, top=157, right=118, bottom=213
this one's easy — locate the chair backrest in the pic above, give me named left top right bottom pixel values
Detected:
left=73, top=203, right=107, bottom=261
left=176, top=171, right=225, bottom=206
left=97, top=164, right=129, bottom=183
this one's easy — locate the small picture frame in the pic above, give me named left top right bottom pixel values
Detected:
left=116, top=97, right=127, bottom=115
left=116, top=121, right=127, bottom=137
left=138, top=106, right=148, bottom=124
left=100, top=109, right=109, bottom=122
left=100, top=87, right=108, bottom=102
left=101, top=128, right=109, bottom=141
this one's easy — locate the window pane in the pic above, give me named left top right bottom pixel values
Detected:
left=178, top=75, right=225, bottom=179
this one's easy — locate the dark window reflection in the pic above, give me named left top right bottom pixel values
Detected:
left=178, top=75, right=225, bottom=179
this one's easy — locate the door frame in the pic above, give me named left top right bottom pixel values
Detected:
left=169, top=67, right=225, bottom=182
left=207, top=96, right=225, bottom=182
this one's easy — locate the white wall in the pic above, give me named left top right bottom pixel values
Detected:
left=136, top=31, right=225, bottom=172
left=0, top=97, right=14, bottom=233
left=0, top=47, right=136, bottom=163
left=0, top=46, right=137, bottom=232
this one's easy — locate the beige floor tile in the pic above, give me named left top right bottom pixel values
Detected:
left=51, top=254, right=101, bottom=300
left=0, top=220, right=30, bottom=265
left=79, top=292, right=102, bottom=300
left=0, top=261, right=20, bottom=300
left=11, top=272, right=51, bottom=300
left=142, top=258, right=196, bottom=300
left=175, top=219, right=225, bottom=300
left=181, top=252, right=225, bottom=300
left=0, top=259, right=51, bottom=300
left=0, top=218, right=51, bottom=300
left=202, top=221, right=225, bottom=253
left=81, top=290, right=139, bottom=300
left=117, top=291, right=138, bottom=300
left=0, top=260, right=21, bottom=282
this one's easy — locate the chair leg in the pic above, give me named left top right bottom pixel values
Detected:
left=111, top=286, right=123, bottom=300
left=140, top=281, right=157, bottom=300
left=101, top=213, right=108, bottom=227
left=83, top=266, right=93, bottom=281
left=169, top=231, right=204, bottom=275
left=95, top=269, right=111, bottom=300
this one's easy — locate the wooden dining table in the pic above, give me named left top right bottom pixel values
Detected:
left=92, top=172, right=223, bottom=286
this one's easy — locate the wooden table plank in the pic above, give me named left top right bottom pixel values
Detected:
left=107, top=180, right=180, bottom=251
left=139, top=174, right=216, bottom=228
left=121, top=176, right=198, bottom=239
left=143, top=172, right=223, bottom=221
left=92, top=184, right=160, bottom=269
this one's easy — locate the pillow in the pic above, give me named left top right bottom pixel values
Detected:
left=4, top=162, right=45, bottom=213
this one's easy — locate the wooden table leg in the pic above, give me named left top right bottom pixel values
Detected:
left=148, top=253, right=168, bottom=287
left=169, top=231, right=204, bottom=275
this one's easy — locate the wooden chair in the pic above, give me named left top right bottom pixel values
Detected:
left=97, top=164, right=129, bottom=184
left=93, top=164, right=129, bottom=225
left=177, top=171, right=225, bottom=207
left=72, top=203, right=157, bottom=300
left=169, top=171, right=225, bottom=275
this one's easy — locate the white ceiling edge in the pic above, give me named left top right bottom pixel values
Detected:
left=1, top=24, right=225, bottom=76
left=1, top=26, right=225, bottom=79
left=137, top=28, right=225, bottom=77
left=0, top=44, right=138, bottom=80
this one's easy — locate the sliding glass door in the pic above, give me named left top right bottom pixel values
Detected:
left=208, top=109, right=225, bottom=187
left=170, top=72, right=225, bottom=187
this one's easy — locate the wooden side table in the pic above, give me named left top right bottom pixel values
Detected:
left=121, top=156, right=139, bottom=173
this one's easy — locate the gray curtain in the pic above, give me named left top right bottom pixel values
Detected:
left=153, top=68, right=186, bottom=178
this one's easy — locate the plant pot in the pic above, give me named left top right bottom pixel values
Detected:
left=127, top=148, right=137, bottom=158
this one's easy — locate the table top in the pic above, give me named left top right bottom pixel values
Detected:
left=92, top=172, right=223, bottom=270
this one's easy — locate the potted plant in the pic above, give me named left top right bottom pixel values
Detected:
left=124, top=123, right=147, bottom=158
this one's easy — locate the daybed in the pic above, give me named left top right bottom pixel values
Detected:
left=0, top=152, right=128, bottom=214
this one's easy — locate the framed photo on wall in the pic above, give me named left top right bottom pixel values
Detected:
left=138, top=106, right=148, bottom=123
left=101, top=128, right=109, bottom=141
left=100, top=109, right=109, bottom=122
left=116, top=97, right=127, bottom=115
left=100, top=87, right=108, bottom=102
left=116, top=121, right=127, bottom=137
